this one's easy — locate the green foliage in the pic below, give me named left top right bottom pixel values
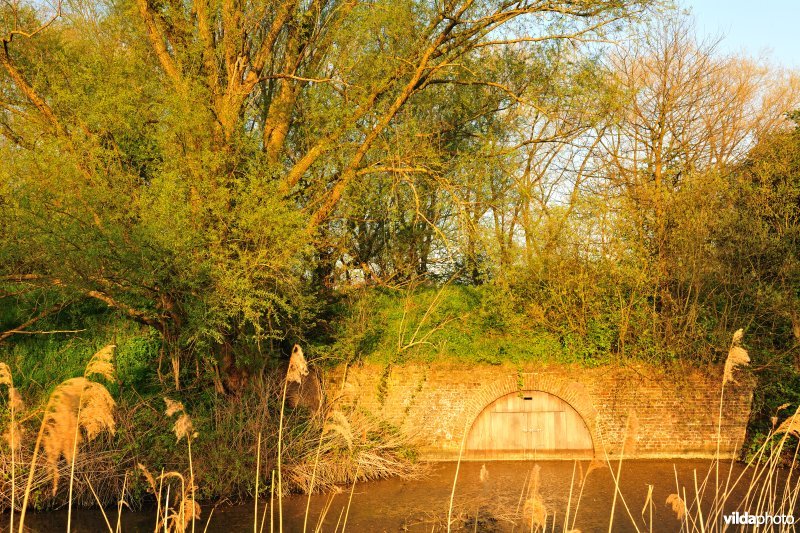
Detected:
left=327, top=285, right=615, bottom=366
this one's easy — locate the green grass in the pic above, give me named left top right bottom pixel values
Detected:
left=320, top=284, right=613, bottom=367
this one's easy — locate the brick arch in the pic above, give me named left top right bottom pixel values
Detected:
left=455, top=373, right=600, bottom=454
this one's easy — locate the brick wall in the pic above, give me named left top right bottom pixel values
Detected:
left=324, top=362, right=754, bottom=460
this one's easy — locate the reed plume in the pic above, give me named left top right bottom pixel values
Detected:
left=287, top=344, right=309, bottom=384
left=1, top=362, right=22, bottom=533
left=523, top=495, right=548, bottom=530
left=322, top=410, right=354, bottom=450
left=164, top=398, right=198, bottom=442
left=0, top=363, right=11, bottom=386
left=164, top=398, right=199, bottom=533
left=164, top=398, right=184, bottom=417
left=138, top=463, right=157, bottom=493
left=85, top=345, right=116, bottom=381
left=666, top=493, right=686, bottom=521
left=0, top=365, right=23, bottom=447
left=723, top=328, right=750, bottom=386
left=65, top=345, right=118, bottom=532
left=279, top=344, right=308, bottom=532
left=167, top=493, right=201, bottom=533
left=17, top=345, right=117, bottom=533
left=522, top=465, right=548, bottom=530
left=43, top=377, right=116, bottom=493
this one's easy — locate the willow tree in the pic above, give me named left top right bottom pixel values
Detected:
left=0, top=0, right=652, bottom=386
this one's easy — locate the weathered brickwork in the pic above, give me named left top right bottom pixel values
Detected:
left=325, top=362, right=754, bottom=460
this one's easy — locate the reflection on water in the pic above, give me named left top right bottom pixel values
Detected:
left=16, top=459, right=794, bottom=532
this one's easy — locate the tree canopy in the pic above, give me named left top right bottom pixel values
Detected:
left=1, top=0, right=799, bottom=390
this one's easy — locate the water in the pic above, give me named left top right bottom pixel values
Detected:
left=13, top=460, right=795, bottom=532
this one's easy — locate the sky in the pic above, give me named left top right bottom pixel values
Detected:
left=684, top=1, right=800, bottom=68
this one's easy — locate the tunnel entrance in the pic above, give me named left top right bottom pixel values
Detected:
left=465, top=390, right=594, bottom=460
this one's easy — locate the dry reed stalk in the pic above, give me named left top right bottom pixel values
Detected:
left=775, top=407, right=800, bottom=437
left=511, top=465, right=532, bottom=533
left=732, top=414, right=800, bottom=519
left=331, top=505, right=344, bottom=533
left=84, top=473, right=114, bottom=533
left=303, top=410, right=353, bottom=532
left=277, top=374, right=289, bottom=533
left=711, top=329, right=750, bottom=524
left=599, top=418, right=640, bottom=533
left=640, top=484, right=653, bottom=532
left=164, top=484, right=170, bottom=533
left=341, top=462, right=360, bottom=532
left=157, top=467, right=166, bottom=533
left=116, top=471, right=128, bottom=533
left=682, top=487, right=698, bottom=533
left=691, top=469, right=705, bottom=530
left=569, top=459, right=602, bottom=531
left=447, top=420, right=469, bottom=533
left=259, top=473, right=270, bottom=533
left=704, top=438, right=741, bottom=527
left=163, top=399, right=199, bottom=533
left=270, top=469, right=275, bottom=533
left=778, top=437, right=800, bottom=521
left=278, top=344, right=309, bottom=533
left=314, top=492, right=338, bottom=533
left=255, top=431, right=261, bottom=533
left=1, top=362, right=21, bottom=533
left=563, top=461, right=577, bottom=533
left=707, top=430, right=772, bottom=525
left=202, top=507, right=216, bottom=533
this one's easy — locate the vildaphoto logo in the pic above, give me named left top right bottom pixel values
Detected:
left=723, top=512, right=795, bottom=525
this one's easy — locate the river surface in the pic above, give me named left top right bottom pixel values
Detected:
left=13, top=459, right=797, bottom=532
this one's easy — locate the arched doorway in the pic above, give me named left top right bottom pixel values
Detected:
left=465, top=390, right=594, bottom=460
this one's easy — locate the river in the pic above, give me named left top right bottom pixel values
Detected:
left=14, top=459, right=797, bottom=532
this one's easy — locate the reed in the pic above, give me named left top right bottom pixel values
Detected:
left=255, top=431, right=261, bottom=533
left=0, top=362, right=21, bottom=533
left=163, top=398, right=200, bottom=533
left=17, top=345, right=117, bottom=533
left=68, top=345, right=117, bottom=533
left=278, top=344, right=309, bottom=532
left=447, top=420, right=469, bottom=533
